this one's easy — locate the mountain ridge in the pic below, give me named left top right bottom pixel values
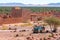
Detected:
left=0, top=3, right=60, bottom=7
left=48, top=3, right=60, bottom=5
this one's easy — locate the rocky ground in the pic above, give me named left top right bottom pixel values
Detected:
left=0, top=26, right=60, bottom=40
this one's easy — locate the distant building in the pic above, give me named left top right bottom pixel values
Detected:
left=11, top=7, right=22, bottom=18
left=0, top=7, right=60, bottom=24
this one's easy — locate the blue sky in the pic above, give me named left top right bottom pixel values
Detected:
left=0, top=0, right=60, bottom=4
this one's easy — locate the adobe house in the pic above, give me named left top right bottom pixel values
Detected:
left=11, top=7, right=22, bottom=18
left=0, top=7, right=23, bottom=24
left=0, top=7, right=60, bottom=24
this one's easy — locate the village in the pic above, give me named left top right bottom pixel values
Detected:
left=0, top=7, right=59, bottom=40
left=0, top=7, right=60, bottom=24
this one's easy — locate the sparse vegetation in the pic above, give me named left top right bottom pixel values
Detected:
left=0, top=7, right=60, bottom=14
left=44, top=17, right=60, bottom=36
left=22, top=7, right=60, bottom=12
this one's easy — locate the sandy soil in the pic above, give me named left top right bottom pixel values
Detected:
left=0, top=27, right=60, bottom=40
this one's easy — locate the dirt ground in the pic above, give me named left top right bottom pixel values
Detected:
left=0, top=26, right=60, bottom=40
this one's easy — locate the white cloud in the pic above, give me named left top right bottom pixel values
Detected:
left=0, top=0, right=60, bottom=4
